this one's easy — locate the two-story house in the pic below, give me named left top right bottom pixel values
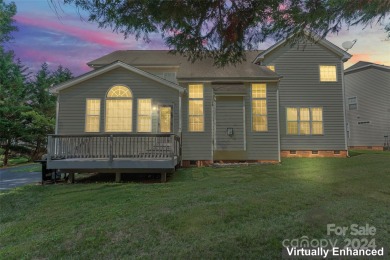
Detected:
left=46, top=34, right=351, bottom=180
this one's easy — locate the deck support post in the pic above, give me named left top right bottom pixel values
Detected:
left=68, top=172, right=75, bottom=183
left=109, top=134, right=114, bottom=163
left=161, top=172, right=167, bottom=183
left=115, top=172, right=121, bottom=183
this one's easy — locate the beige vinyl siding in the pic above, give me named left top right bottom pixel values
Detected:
left=345, top=67, right=390, bottom=146
left=181, top=83, right=213, bottom=160
left=215, top=96, right=245, bottom=150
left=263, top=41, right=346, bottom=150
left=245, top=82, right=279, bottom=160
left=57, top=67, right=180, bottom=135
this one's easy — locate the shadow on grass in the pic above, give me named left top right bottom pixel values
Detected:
left=75, top=172, right=167, bottom=184
left=348, top=150, right=364, bottom=157
left=349, top=149, right=389, bottom=157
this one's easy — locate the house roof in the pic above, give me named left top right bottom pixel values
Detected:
left=87, top=50, right=280, bottom=80
left=212, top=85, right=247, bottom=95
left=345, top=61, right=390, bottom=74
left=50, top=61, right=186, bottom=94
left=254, top=31, right=352, bottom=63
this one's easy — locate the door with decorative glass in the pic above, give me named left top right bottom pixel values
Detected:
left=159, top=106, right=172, bottom=133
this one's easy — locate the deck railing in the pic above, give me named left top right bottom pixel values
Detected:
left=47, top=134, right=181, bottom=161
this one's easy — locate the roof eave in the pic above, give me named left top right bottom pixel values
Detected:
left=177, top=76, right=282, bottom=82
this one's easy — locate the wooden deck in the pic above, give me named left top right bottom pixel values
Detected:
left=46, top=134, right=181, bottom=173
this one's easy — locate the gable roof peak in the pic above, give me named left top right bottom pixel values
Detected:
left=50, top=60, right=185, bottom=94
left=254, top=31, right=352, bottom=63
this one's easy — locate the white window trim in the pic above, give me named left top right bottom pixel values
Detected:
left=188, top=84, right=205, bottom=132
left=286, top=107, right=324, bottom=135
left=251, top=83, right=268, bottom=132
left=319, top=64, right=338, bottom=82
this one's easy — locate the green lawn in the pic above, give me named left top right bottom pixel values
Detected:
left=1, top=151, right=389, bottom=259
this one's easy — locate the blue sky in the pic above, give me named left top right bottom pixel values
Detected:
left=7, top=0, right=390, bottom=76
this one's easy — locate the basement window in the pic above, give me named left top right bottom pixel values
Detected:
left=312, top=150, right=318, bottom=154
left=189, top=160, right=197, bottom=166
left=290, top=150, right=297, bottom=154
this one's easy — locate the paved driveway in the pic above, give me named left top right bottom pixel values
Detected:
left=0, top=164, right=41, bottom=191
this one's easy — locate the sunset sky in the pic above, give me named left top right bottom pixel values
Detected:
left=6, top=0, right=390, bottom=76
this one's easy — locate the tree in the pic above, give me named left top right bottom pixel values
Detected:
left=0, top=49, right=30, bottom=166
left=57, top=0, right=390, bottom=66
left=24, top=63, right=73, bottom=160
left=0, top=1, right=73, bottom=165
left=0, top=0, right=28, bottom=166
left=0, top=0, right=17, bottom=44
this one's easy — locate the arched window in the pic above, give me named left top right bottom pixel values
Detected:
left=105, top=85, right=133, bottom=132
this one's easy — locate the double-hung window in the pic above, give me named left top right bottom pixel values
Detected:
left=188, top=84, right=204, bottom=132
left=85, top=99, right=101, bottom=132
left=319, top=65, right=337, bottom=82
left=287, top=107, right=323, bottom=135
left=137, top=99, right=152, bottom=132
left=348, top=97, right=357, bottom=110
left=252, top=84, right=267, bottom=131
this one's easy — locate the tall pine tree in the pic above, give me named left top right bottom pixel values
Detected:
left=24, top=63, right=72, bottom=160
left=0, top=49, right=30, bottom=166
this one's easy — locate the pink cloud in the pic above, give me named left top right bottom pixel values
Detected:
left=14, top=14, right=134, bottom=49
left=349, top=53, right=371, bottom=64
left=16, top=48, right=92, bottom=75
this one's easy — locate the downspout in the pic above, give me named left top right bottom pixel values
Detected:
left=55, top=94, right=60, bottom=134
left=340, top=61, right=349, bottom=156
left=178, top=92, right=182, bottom=134
left=53, top=94, right=60, bottom=159
left=178, top=91, right=183, bottom=164
left=277, top=88, right=281, bottom=163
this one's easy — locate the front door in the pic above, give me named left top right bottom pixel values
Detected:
left=159, top=106, right=172, bottom=133
left=215, top=96, right=245, bottom=150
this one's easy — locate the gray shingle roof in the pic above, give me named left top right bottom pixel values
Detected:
left=87, top=50, right=279, bottom=80
left=345, top=61, right=390, bottom=74
left=346, top=61, right=375, bottom=71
